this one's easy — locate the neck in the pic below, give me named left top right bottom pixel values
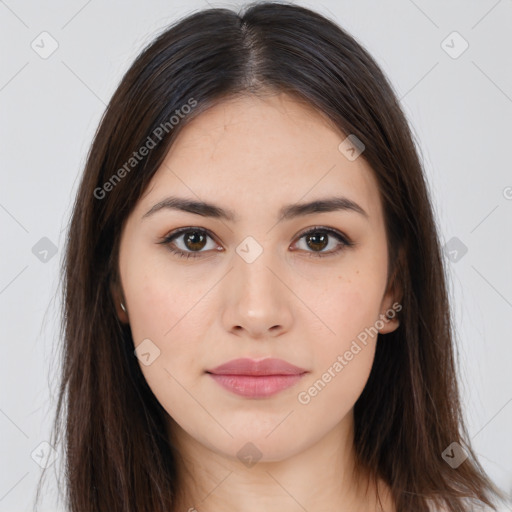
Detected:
left=167, top=412, right=395, bottom=512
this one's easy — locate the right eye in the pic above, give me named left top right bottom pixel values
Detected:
left=158, top=227, right=221, bottom=259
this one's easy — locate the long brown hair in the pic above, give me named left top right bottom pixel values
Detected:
left=35, top=2, right=506, bottom=511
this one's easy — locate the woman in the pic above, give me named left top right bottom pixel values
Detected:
left=36, top=2, right=508, bottom=511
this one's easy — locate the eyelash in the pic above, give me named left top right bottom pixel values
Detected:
left=158, top=226, right=354, bottom=260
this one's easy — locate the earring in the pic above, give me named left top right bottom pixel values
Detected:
left=120, top=302, right=127, bottom=312
left=385, top=310, right=400, bottom=327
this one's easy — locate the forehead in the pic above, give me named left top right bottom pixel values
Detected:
left=137, top=93, right=383, bottom=224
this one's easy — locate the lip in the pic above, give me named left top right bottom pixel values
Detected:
left=206, top=358, right=308, bottom=398
left=207, top=357, right=307, bottom=376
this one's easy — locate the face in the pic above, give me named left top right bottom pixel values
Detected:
left=113, top=92, right=400, bottom=463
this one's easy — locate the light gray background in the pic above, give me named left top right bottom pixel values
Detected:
left=1, top=1, right=511, bottom=510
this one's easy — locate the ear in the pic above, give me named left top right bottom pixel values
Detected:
left=378, top=248, right=404, bottom=335
left=110, top=273, right=129, bottom=324
left=378, top=290, right=401, bottom=334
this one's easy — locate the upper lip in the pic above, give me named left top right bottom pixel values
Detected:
left=206, top=358, right=308, bottom=376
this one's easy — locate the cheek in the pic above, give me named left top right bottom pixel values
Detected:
left=311, top=269, right=384, bottom=350
left=124, top=264, right=205, bottom=420
left=291, top=233, right=388, bottom=344
left=123, top=244, right=200, bottom=341
left=123, top=247, right=221, bottom=372
left=297, top=344, right=376, bottom=425
left=297, top=283, right=379, bottom=415
left=298, top=268, right=384, bottom=403
left=126, top=271, right=177, bottom=343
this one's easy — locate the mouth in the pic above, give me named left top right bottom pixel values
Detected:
left=205, top=357, right=309, bottom=398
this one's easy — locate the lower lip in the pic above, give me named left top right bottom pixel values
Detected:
left=208, top=373, right=305, bottom=398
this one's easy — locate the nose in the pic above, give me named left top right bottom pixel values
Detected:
left=221, top=244, right=294, bottom=339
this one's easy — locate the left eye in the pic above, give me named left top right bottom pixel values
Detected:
left=292, top=227, right=351, bottom=256
left=159, top=226, right=352, bottom=259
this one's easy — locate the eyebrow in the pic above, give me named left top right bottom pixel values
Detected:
left=142, top=195, right=369, bottom=222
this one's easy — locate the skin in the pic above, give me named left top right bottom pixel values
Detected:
left=112, top=92, right=400, bottom=511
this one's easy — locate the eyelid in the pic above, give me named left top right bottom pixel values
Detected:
left=158, top=226, right=220, bottom=259
left=289, top=226, right=353, bottom=257
left=160, top=226, right=218, bottom=243
left=158, top=225, right=354, bottom=258
left=294, top=225, right=352, bottom=245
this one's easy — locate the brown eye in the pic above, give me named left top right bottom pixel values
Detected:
left=159, top=227, right=218, bottom=259
left=293, top=227, right=353, bottom=257
left=159, top=226, right=353, bottom=261
left=305, top=232, right=329, bottom=252
left=183, top=231, right=208, bottom=251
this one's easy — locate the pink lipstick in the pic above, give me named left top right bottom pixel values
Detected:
left=206, top=358, right=308, bottom=398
